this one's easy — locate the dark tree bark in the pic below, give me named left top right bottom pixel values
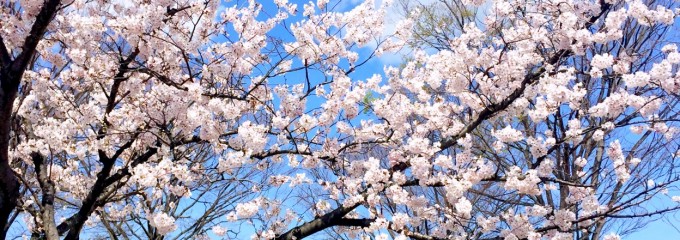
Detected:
left=275, top=203, right=362, bottom=240
left=0, top=77, right=20, bottom=240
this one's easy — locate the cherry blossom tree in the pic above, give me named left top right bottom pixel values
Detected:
left=378, top=0, right=680, bottom=239
left=0, top=0, right=400, bottom=239
left=1, top=0, right=680, bottom=240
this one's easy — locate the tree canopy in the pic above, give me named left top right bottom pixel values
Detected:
left=2, top=0, right=680, bottom=239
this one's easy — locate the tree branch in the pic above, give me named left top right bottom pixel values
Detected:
left=6, top=0, right=61, bottom=88
left=32, top=153, right=59, bottom=239
left=0, top=34, right=10, bottom=68
left=275, top=203, right=362, bottom=240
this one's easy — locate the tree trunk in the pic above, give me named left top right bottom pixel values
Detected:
left=0, top=71, right=20, bottom=240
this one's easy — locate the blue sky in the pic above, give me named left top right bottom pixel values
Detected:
left=627, top=215, right=680, bottom=239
